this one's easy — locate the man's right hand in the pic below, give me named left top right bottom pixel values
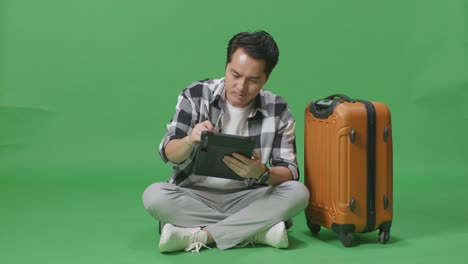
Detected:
left=165, top=120, right=215, bottom=164
left=186, top=120, right=215, bottom=146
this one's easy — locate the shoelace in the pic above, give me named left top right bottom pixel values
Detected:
left=235, top=240, right=256, bottom=248
left=185, top=242, right=210, bottom=253
left=235, top=232, right=265, bottom=248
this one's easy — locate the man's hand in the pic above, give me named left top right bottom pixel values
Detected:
left=165, top=120, right=214, bottom=164
left=223, top=151, right=265, bottom=179
left=186, top=120, right=215, bottom=146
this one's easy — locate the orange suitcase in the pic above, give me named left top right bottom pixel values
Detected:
left=304, top=94, right=393, bottom=247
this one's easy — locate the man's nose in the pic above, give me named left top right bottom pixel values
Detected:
left=236, top=78, right=247, bottom=90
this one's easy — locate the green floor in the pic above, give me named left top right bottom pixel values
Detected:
left=2, top=0, right=467, bottom=263
left=2, top=152, right=466, bottom=264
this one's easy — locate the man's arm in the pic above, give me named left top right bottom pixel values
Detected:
left=159, top=86, right=196, bottom=165
left=265, top=165, right=293, bottom=186
left=164, top=137, right=197, bottom=164
left=164, top=120, right=214, bottom=164
left=268, top=105, right=299, bottom=184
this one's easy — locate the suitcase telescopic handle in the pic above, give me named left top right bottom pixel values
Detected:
left=326, top=94, right=355, bottom=102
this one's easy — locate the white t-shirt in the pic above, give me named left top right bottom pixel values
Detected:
left=189, top=100, right=253, bottom=189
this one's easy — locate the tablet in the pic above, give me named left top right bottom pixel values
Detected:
left=192, top=131, right=255, bottom=181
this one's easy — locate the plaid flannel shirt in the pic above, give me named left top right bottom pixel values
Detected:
left=159, top=78, right=299, bottom=186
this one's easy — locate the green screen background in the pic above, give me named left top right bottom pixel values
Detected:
left=1, top=0, right=467, bottom=263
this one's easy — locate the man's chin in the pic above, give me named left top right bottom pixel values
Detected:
left=227, top=95, right=245, bottom=107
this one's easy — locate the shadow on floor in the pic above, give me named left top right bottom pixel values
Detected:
left=300, top=229, right=404, bottom=248
left=128, top=226, right=158, bottom=252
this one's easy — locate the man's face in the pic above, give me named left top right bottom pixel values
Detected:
left=224, top=48, right=268, bottom=108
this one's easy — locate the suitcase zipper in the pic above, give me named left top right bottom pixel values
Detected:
left=358, top=100, right=377, bottom=232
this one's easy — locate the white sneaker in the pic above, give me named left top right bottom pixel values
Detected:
left=244, top=222, right=289, bottom=248
left=159, top=224, right=210, bottom=253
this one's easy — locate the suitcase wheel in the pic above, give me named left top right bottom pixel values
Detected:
left=338, top=232, right=355, bottom=247
left=308, top=223, right=321, bottom=235
left=305, top=213, right=321, bottom=235
left=378, top=229, right=390, bottom=244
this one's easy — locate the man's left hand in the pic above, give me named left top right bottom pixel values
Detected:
left=223, top=151, right=265, bottom=179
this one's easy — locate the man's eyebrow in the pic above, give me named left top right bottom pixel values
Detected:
left=230, top=69, right=240, bottom=75
left=230, top=68, right=262, bottom=79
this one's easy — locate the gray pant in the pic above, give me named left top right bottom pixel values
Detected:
left=142, top=181, right=310, bottom=249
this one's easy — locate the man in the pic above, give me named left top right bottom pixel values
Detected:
left=142, top=31, right=309, bottom=253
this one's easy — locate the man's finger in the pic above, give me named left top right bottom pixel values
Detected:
left=202, top=120, right=215, bottom=131
left=224, top=156, right=239, bottom=166
left=223, top=157, right=243, bottom=171
left=252, top=150, right=261, bottom=160
left=232, top=153, right=250, bottom=164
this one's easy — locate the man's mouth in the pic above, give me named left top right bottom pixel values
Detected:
left=233, top=92, right=246, bottom=99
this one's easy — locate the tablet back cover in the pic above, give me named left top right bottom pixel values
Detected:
left=192, top=132, right=255, bottom=180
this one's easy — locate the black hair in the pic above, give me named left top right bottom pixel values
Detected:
left=226, top=30, right=279, bottom=76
